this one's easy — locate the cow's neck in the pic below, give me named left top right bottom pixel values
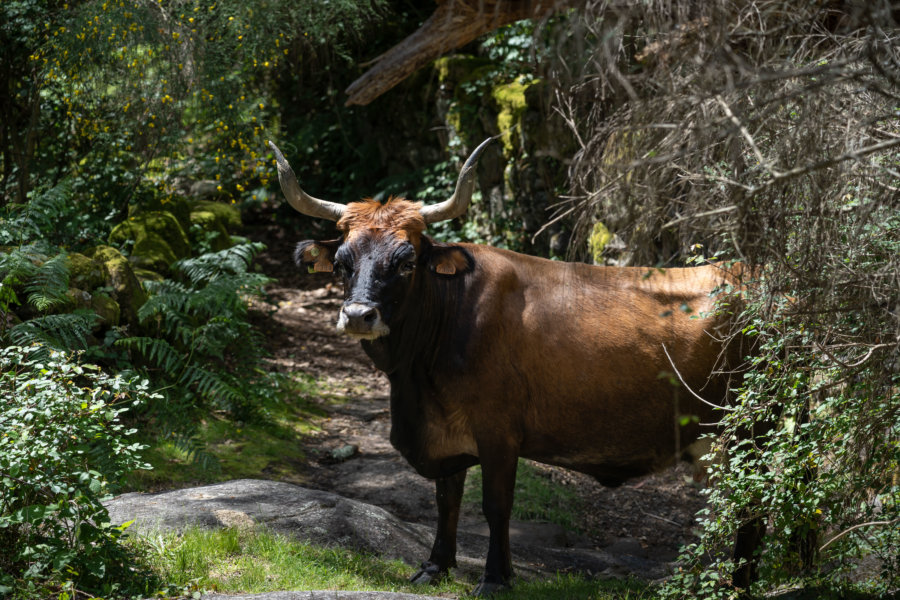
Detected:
left=360, top=268, right=463, bottom=378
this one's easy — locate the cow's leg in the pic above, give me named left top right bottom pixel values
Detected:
left=471, top=445, right=518, bottom=596
left=410, top=469, right=467, bottom=585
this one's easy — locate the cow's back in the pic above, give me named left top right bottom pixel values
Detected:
left=438, top=246, right=741, bottom=483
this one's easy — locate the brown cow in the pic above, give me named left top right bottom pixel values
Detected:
left=269, top=139, right=757, bottom=595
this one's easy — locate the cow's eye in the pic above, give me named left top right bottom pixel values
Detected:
left=400, top=260, right=416, bottom=274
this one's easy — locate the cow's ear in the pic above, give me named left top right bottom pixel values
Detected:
left=427, top=243, right=473, bottom=277
left=295, top=239, right=341, bottom=274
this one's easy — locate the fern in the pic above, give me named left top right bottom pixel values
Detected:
left=118, top=242, right=272, bottom=424
left=173, top=241, right=266, bottom=284
left=7, top=311, right=97, bottom=355
left=25, top=252, right=71, bottom=311
left=0, top=246, right=74, bottom=314
left=116, top=336, right=185, bottom=374
left=0, top=181, right=73, bottom=245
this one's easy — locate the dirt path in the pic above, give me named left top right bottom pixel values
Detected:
left=248, top=219, right=706, bottom=582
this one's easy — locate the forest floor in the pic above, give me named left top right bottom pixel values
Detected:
left=247, top=217, right=708, bottom=582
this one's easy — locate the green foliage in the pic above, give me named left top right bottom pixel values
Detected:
left=663, top=228, right=900, bottom=598
left=0, top=344, right=157, bottom=597
left=118, top=242, right=272, bottom=423
left=139, top=525, right=463, bottom=596
left=0, top=246, right=100, bottom=358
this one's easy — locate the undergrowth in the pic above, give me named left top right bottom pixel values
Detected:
left=136, top=525, right=648, bottom=599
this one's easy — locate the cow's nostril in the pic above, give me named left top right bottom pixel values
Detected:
left=363, top=310, right=377, bottom=324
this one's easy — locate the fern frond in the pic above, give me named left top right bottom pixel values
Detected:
left=173, top=242, right=267, bottom=284
left=7, top=310, right=97, bottom=352
left=160, top=428, right=219, bottom=471
left=26, top=252, right=71, bottom=311
left=180, top=365, right=244, bottom=411
left=116, top=336, right=185, bottom=374
left=0, top=181, right=73, bottom=245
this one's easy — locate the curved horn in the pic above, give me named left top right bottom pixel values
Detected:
left=268, top=141, right=346, bottom=222
left=421, top=137, right=494, bottom=224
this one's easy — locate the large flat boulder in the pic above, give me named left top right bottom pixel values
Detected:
left=105, top=479, right=669, bottom=584
left=105, top=479, right=431, bottom=564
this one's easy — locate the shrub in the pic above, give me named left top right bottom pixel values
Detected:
left=0, top=344, right=157, bottom=597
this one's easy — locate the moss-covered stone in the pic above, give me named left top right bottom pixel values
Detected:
left=84, top=245, right=148, bottom=327
left=128, top=195, right=193, bottom=233
left=492, top=78, right=536, bottom=154
left=132, top=267, right=165, bottom=284
left=189, top=209, right=232, bottom=252
left=191, top=200, right=241, bottom=232
left=68, top=252, right=107, bottom=291
left=90, top=292, right=120, bottom=328
left=433, top=55, right=497, bottom=146
left=65, top=287, right=93, bottom=311
left=109, top=211, right=191, bottom=274
left=434, top=55, right=493, bottom=85
left=589, top=222, right=612, bottom=264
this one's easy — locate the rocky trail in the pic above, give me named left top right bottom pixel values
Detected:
left=245, top=220, right=708, bottom=584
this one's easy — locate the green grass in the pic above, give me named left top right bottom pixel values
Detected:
left=464, top=459, right=584, bottom=531
left=134, top=526, right=651, bottom=599
left=127, top=372, right=345, bottom=491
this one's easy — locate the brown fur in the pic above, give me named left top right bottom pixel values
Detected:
left=337, top=198, right=426, bottom=248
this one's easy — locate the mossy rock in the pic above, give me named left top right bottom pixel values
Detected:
left=68, top=252, right=107, bottom=291
left=90, top=292, right=120, bottom=329
left=434, top=55, right=497, bottom=145
left=189, top=209, right=233, bottom=252
left=84, top=245, right=148, bottom=327
left=589, top=222, right=612, bottom=264
left=492, top=77, right=537, bottom=154
left=132, top=267, right=165, bottom=284
left=128, top=196, right=192, bottom=233
left=65, top=288, right=93, bottom=311
left=190, top=200, right=241, bottom=232
left=109, top=211, right=191, bottom=274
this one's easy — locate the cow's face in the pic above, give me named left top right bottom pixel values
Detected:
left=296, top=200, right=424, bottom=339
left=270, top=138, right=490, bottom=339
left=295, top=199, right=473, bottom=340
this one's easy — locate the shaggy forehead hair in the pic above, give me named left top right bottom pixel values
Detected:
left=337, top=198, right=427, bottom=244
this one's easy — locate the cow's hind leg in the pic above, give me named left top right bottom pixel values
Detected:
left=471, top=444, right=518, bottom=597
left=410, top=469, right=467, bottom=585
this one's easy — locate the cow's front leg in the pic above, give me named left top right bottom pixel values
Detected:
left=472, top=444, right=518, bottom=596
left=410, top=469, right=467, bottom=585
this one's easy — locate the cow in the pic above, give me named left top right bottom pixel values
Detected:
left=268, top=138, right=758, bottom=595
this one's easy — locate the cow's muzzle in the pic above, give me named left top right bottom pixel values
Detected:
left=336, top=302, right=390, bottom=340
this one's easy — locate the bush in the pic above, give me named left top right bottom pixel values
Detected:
left=0, top=344, right=157, bottom=597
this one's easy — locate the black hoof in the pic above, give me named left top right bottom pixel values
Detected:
left=409, top=561, right=447, bottom=585
left=470, top=578, right=511, bottom=597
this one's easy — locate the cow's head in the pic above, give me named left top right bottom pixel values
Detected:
left=269, top=138, right=492, bottom=340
